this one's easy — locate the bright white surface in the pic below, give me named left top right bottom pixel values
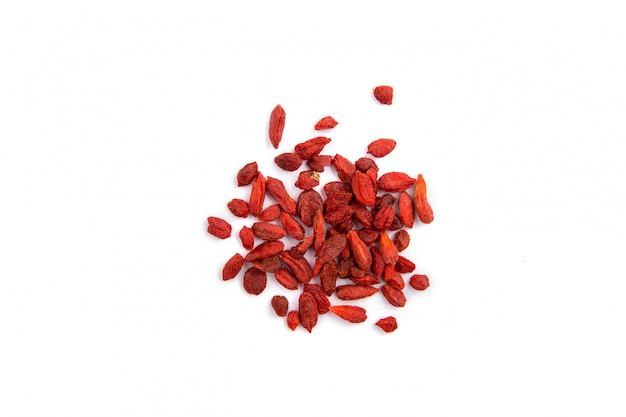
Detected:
left=1, top=1, right=625, bottom=416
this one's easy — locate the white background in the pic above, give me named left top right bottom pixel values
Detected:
left=1, top=1, right=625, bottom=416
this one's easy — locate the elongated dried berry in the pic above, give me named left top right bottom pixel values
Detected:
left=314, top=116, right=338, bottom=130
left=308, top=154, right=332, bottom=172
left=271, top=295, right=289, bottom=317
left=303, top=284, right=330, bottom=314
left=251, top=255, right=282, bottom=273
left=248, top=173, right=266, bottom=217
left=373, top=85, right=393, bottom=105
left=415, top=174, right=434, bottom=224
left=222, top=253, right=244, bottom=281
left=381, top=285, right=406, bottom=307
left=379, top=231, right=399, bottom=264
left=397, top=191, right=414, bottom=228
left=329, top=305, right=367, bottom=323
left=243, top=267, right=267, bottom=295
left=295, top=137, right=331, bottom=160
left=313, top=234, right=347, bottom=275
left=239, top=226, right=254, bottom=250
left=347, top=231, right=372, bottom=271
left=297, top=189, right=323, bottom=227
left=367, top=139, right=396, bottom=158
left=274, top=268, right=299, bottom=290
left=336, top=285, right=379, bottom=300
left=373, top=205, right=395, bottom=230
left=237, top=162, right=258, bottom=186
left=350, top=274, right=379, bottom=286
left=244, top=241, right=285, bottom=262
left=287, top=310, right=299, bottom=331
left=395, top=256, right=416, bottom=273
left=258, top=204, right=281, bottom=222
left=252, top=222, right=286, bottom=240
left=269, top=104, right=286, bottom=149
left=333, top=154, right=356, bottom=183
left=377, top=172, right=416, bottom=192
left=375, top=316, right=398, bottom=333
left=409, top=274, right=430, bottom=290
left=295, top=170, right=320, bottom=190
left=320, top=260, right=338, bottom=296
left=352, top=170, right=377, bottom=207
left=279, top=250, right=313, bottom=284
left=227, top=199, right=249, bottom=218
left=280, top=212, right=305, bottom=240
left=299, top=292, right=318, bottom=333
left=266, top=177, right=297, bottom=214
left=207, top=217, right=232, bottom=239
left=274, top=152, right=303, bottom=171
left=355, top=157, right=379, bottom=173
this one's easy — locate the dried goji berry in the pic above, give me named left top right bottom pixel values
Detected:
left=287, top=310, right=299, bottom=330
left=379, top=231, right=399, bottom=264
left=243, top=267, right=267, bottom=295
left=350, top=274, right=379, bottom=286
left=335, top=285, right=379, bottom=300
left=296, top=189, right=323, bottom=227
left=251, top=222, right=287, bottom=241
left=415, top=174, right=434, bottom=224
left=377, top=172, right=416, bottom=192
left=332, top=154, right=356, bottom=183
left=367, top=138, right=396, bottom=158
left=357, top=227, right=379, bottom=247
left=269, top=104, right=285, bottom=149
left=258, top=204, right=281, bottom=222
left=251, top=255, right=282, bottom=273
left=329, top=305, right=367, bottom=323
left=239, top=225, right=254, bottom=251
left=352, top=170, right=377, bottom=207
left=395, top=255, right=416, bottom=273
left=323, top=181, right=352, bottom=196
left=299, top=292, right=318, bottom=333
left=320, top=259, right=338, bottom=296
left=393, top=229, right=410, bottom=252
left=271, top=295, right=289, bottom=317
left=373, top=85, right=393, bottom=105
left=409, top=274, right=430, bottom=290
left=308, top=154, right=332, bottom=172
left=312, top=234, right=347, bottom=275
left=294, top=170, right=320, bottom=190
left=373, top=205, right=395, bottom=230
left=222, top=253, right=244, bottom=281
left=355, top=157, right=379, bottom=173
left=295, top=137, right=331, bottom=160
left=237, top=162, right=258, bottom=186
left=280, top=212, right=305, bottom=240
left=347, top=230, right=372, bottom=271
left=248, top=172, right=266, bottom=217
left=397, top=191, right=414, bottom=228
left=227, top=199, right=249, bottom=218
left=314, top=116, right=338, bottom=130
left=303, top=284, right=330, bottom=314
left=266, top=177, right=297, bottom=214
left=381, top=285, right=406, bottom=307
left=279, top=250, right=313, bottom=284
left=375, top=316, right=398, bottom=333
left=207, top=216, right=232, bottom=239
left=244, top=241, right=285, bottom=262
left=274, top=268, right=299, bottom=290
left=370, top=246, right=385, bottom=278
left=274, top=152, right=302, bottom=171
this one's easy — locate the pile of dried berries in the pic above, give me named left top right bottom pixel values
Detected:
left=207, top=86, right=433, bottom=333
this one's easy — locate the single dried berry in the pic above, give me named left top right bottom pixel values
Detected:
left=251, top=255, right=282, bottom=273
left=235, top=227, right=254, bottom=252
left=279, top=250, right=313, bottom=284
left=370, top=246, right=385, bottom=278
left=207, top=217, right=232, bottom=239
left=227, top=199, right=250, bottom=218
left=222, top=253, right=244, bottom=281
left=335, top=285, right=379, bottom=300
left=294, top=170, right=320, bottom=190
left=274, top=268, right=299, bottom=290
left=243, top=267, right=267, bottom=295
left=373, top=205, right=395, bottom=230
left=299, top=292, right=318, bottom=333
left=323, top=181, right=352, bottom=196
left=280, top=212, right=305, bottom=240
left=251, top=222, right=287, bottom=241
left=395, top=255, right=416, bottom=273
left=313, top=210, right=325, bottom=254
left=269, top=104, right=286, bottom=149
left=352, top=202, right=373, bottom=229
left=296, top=235, right=314, bottom=253
left=347, top=231, right=372, bottom=271
left=297, top=189, right=323, bottom=227
left=373, top=85, right=393, bottom=105
left=393, top=229, right=410, bottom=252
left=266, top=177, right=297, bottom=214
left=383, top=267, right=405, bottom=290
left=415, top=174, right=434, bottom=224
left=409, top=274, right=430, bottom=290
left=375, top=316, right=398, bottom=333
left=244, top=241, right=285, bottom=262
left=248, top=173, right=267, bottom=217
left=377, top=172, right=416, bottom=192
left=329, top=305, right=367, bottom=323
left=397, top=191, right=414, bottom=228
left=258, top=204, right=281, bottom=222
left=323, top=191, right=353, bottom=212
left=381, top=285, right=406, bottom=307
left=320, top=260, right=338, bottom=296
left=287, top=310, right=299, bottom=331
left=350, top=274, right=379, bottom=286
left=295, top=137, right=332, bottom=160
left=355, top=157, right=379, bottom=173
left=333, top=154, right=356, bottom=183
left=313, top=234, right=347, bottom=275
left=271, top=295, right=289, bottom=317
left=352, top=170, right=377, bottom=207
left=367, top=139, right=396, bottom=158
left=379, top=231, right=399, bottom=264
left=303, top=284, right=330, bottom=314
left=308, top=154, right=332, bottom=172
left=237, top=162, right=258, bottom=186
left=314, top=116, right=338, bottom=130
left=274, top=153, right=303, bottom=171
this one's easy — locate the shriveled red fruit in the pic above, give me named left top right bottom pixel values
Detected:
left=333, top=154, right=356, bottom=183
left=373, top=85, right=393, bottom=105
left=244, top=241, right=285, bottom=262
left=393, top=229, right=410, bottom=252
left=409, top=274, right=430, bottom=290
left=251, top=222, right=287, bottom=241
left=258, top=204, right=281, bottom=222
left=227, top=199, right=249, bottom=218
left=415, top=174, right=434, bottom=224
left=207, top=217, right=232, bottom=239
left=274, top=268, right=299, bottom=290
left=303, top=284, right=330, bottom=314
left=355, top=157, right=379, bottom=173
left=395, top=255, right=416, bottom=273
left=379, top=231, right=399, bottom=264
left=280, top=212, right=305, bottom=240
left=269, top=104, right=285, bottom=149
left=373, top=205, right=395, bottom=230
left=222, top=253, right=244, bottom=280
left=308, top=154, right=332, bottom=172
left=243, top=267, right=267, bottom=295
left=314, top=116, right=338, bottom=130
left=336, top=285, right=379, bottom=300
left=266, top=177, right=296, bottom=214
left=271, top=295, right=289, bottom=317
left=397, top=191, right=414, bottom=228
left=375, top=316, right=398, bottom=333
left=251, top=255, right=282, bottom=273
left=279, top=250, right=313, bottom=284
left=350, top=274, right=380, bottom=286
left=237, top=162, right=258, bottom=186
left=297, top=189, right=323, bottom=227
left=329, top=305, right=367, bottom=323
left=295, top=137, right=331, bottom=160
left=352, top=170, right=377, bottom=207
left=287, top=310, right=299, bottom=331
left=320, top=260, right=338, bottom=296
left=367, top=139, right=396, bottom=158
left=248, top=172, right=266, bottom=217
left=274, top=153, right=302, bottom=171
left=295, top=170, right=320, bottom=190
left=377, top=172, right=416, bottom=192
left=313, top=234, right=347, bottom=275
left=323, top=181, right=351, bottom=196
left=239, top=226, right=254, bottom=250
left=347, top=231, right=372, bottom=271
left=299, top=292, right=318, bottom=333
left=370, top=246, right=385, bottom=277
left=381, top=285, right=406, bottom=307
